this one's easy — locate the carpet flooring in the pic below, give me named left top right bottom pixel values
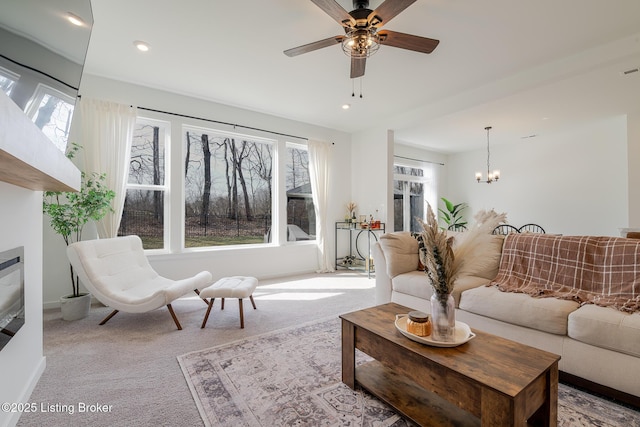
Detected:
left=17, top=272, right=378, bottom=426
left=178, top=317, right=640, bottom=427
left=15, top=272, right=640, bottom=426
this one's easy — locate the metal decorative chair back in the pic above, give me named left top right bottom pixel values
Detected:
left=492, top=224, right=520, bottom=235
left=518, top=224, right=546, bottom=233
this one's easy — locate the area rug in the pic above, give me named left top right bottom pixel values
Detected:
left=178, top=317, right=640, bottom=427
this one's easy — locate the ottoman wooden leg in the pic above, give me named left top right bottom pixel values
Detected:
left=221, top=298, right=225, bottom=310
left=250, top=295, right=257, bottom=309
left=201, top=299, right=215, bottom=329
left=239, top=299, right=244, bottom=329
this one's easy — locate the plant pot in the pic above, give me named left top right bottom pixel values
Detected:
left=60, top=293, right=91, bottom=321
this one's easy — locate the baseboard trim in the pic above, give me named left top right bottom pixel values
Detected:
left=560, top=371, right=640, bottom=410
left=5, top=356, right=46, bottom=427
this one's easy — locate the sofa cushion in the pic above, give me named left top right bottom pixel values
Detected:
left=392, top=271, right=489, bottom=307
left=392, top=271, right=432, bottom=300
left=379, top=232, right=419, bottom=278
left=568, top=304, right=640, bottom=357
left=459, top=286, right=580, bottom=335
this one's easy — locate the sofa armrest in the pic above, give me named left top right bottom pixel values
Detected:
left=372, top=242, right=392, bottom=305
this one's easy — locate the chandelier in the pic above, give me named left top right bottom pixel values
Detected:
left=341, top=28, right=380, bottom=58
left=475, top=126, right=500, bottom=184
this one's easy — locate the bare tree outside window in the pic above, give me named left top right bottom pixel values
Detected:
left=118, top=120, right=167, bottom=249
left=184, top=128, right=273, bottom=247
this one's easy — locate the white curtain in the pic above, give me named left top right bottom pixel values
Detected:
left=308, top=140, right=334, bottom=273
left=76, top=98, right=137, bottom=238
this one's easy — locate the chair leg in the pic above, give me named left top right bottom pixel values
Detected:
left=201, top=300, right=214, bottom=329
left=221, top=298, right=225, bottom=310
left=99, top=310, right=119, bottom=325
left=166, top=304, right=182, bottom=330
left=249, top=295, right=257, bottom=309
left=238, top=299, right=244, bottom=329
left=193, top=289, right=210, bottom=305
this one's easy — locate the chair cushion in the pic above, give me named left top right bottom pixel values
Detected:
left=200, top=276, right=258, bottom=299
left=68, top=236, right=212, bottom=313
left=459, top=286, right=579, bottom=335
left=568, top=304, right=640, bottom=357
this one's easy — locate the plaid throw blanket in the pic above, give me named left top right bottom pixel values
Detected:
left=491, top=234, right=640, bottom=313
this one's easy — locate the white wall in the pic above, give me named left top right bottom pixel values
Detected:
left=627, top=110, right=640, bottom=227
left=42, top=74, right=353, bottom=305
left=350, top=128, right=392, bottom=225
left=446, top=116, right=628, bottom=236
left=0, top=183, right=46, bottom=427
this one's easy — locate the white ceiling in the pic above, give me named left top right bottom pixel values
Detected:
left=12, top=0, right=640, bottom=153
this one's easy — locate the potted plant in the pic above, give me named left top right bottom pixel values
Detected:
left=438, top=197, right=468, bottom=231
left=43, top=143, right=115, bottom=320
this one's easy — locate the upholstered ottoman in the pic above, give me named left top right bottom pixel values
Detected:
left=199, top=276, right=258, bottom=329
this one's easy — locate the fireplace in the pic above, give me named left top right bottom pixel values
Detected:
left=0, top=246, right=24, bottom=350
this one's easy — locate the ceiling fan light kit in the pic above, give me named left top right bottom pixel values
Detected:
left=476, top=126, right=501, bottom=184
left=342, top=28, right=380, bottom=58
left=284, top=0, right=440, bottom=79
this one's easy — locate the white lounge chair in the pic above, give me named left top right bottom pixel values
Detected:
left=67, top=235, right=212, bottom=330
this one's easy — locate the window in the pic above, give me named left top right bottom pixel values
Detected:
left=394, top=164, right=431, bottom=232
left=184, top=127, right=273, bottom=247
left=0, top=66, right=19, bottom=96
left=285, top=143, right=315, bottom=241
left=24, top=84, right=75, bottom=152
left=118, top=119, right=168, bottom=249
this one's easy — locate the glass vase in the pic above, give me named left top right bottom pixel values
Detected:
left=430, top=292, right=456, bottom=342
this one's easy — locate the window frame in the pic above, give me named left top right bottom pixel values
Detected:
left=181, top=124, right=277, bottom=250
left=393, top=161, right=433, bottom=232
left=284, top=141, right=316, bottom=243
left=120, top=117, right=171, bottom=251
left=0, top=65, right=20, bottom=96
left=24, top=83, right=75, bottom=152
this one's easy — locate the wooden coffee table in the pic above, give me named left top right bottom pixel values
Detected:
left=340, top=303, right=560, bottom=427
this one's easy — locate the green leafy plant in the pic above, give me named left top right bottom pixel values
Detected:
left=43, top=143, right=115, bottom=297
left=438, top=197, right=468, bottom=230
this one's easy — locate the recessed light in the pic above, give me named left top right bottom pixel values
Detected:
left=66, top=12, right=85, bottom=27
left=133, top=40, right=150, bottom=52
left=342, top=104, right=350, bottom=110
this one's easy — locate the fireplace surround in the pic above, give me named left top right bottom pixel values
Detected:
left=0, top=246, right=24, bottom=350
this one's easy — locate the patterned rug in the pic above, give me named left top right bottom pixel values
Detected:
left=178, top=318, right=640, bottom=427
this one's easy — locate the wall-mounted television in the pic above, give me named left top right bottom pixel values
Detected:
left=0, top=0, right=93, bottom=152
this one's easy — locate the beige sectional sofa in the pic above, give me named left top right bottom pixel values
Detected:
left=371, top=231, right=640, bottom=404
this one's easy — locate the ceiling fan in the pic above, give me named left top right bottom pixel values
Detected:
left=284, top=0, right=440, bottom=79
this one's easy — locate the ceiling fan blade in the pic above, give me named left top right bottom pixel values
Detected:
left=369, top=0, right=417, bottom=28
left=378, top=30, right=439, bottom=54
left=310, top=0, right=355, bottom=27
left=284, top=35, right=344, bottom=57
left=350, top=57, right=366, bottom=79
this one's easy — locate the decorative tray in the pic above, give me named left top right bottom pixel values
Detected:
left=394, top=314, right=476, bottom=348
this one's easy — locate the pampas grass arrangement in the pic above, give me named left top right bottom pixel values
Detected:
left=417, top=204, right=457, bottom=295
left=451, top=209, right=507, bottom=278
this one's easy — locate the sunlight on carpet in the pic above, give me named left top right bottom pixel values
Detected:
left=254, top=292, right=344, bottom=301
